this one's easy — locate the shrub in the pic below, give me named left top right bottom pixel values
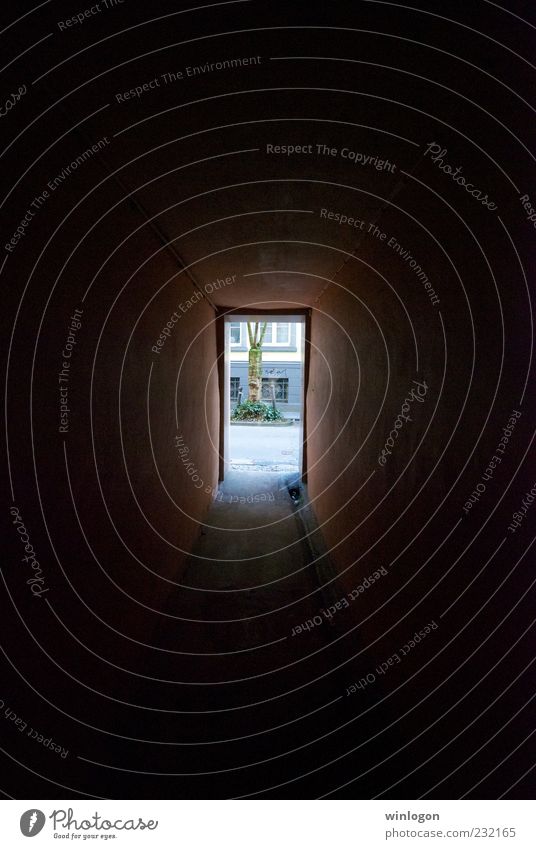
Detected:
left=231, top=400, right=284, bottom=422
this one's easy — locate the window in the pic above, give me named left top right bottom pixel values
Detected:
left=229, top=321, right=293, bottom=348
left=262, top=377, right=289, bottom=402
left=230, top=377, right=241, bottom=400
left=276, top=323, right=290, bottom=344
left=230, top=322, right=242, bottom=345
left=261, top=322, right=290, bottom=346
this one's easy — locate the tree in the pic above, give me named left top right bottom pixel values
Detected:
left=246, top=321, right=268, bottom=401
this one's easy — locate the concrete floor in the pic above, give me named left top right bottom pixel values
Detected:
left=155, top=471, right=326, bottom=660
left=115, top=471, right=406, bottom=799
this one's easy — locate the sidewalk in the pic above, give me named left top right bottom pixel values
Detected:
left=229, top=422, right=301, bottom=471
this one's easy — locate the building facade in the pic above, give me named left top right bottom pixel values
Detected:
left=229, top=320, right=303, bottom=417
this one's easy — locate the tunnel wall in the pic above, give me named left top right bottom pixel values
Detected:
left=6, top=132, right=221, bottom=690
left=304, top=193, right=529, bottom=666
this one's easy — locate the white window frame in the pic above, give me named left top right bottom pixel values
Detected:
left=263, top=322, right=290, bottom=347
left=229, top=321, right=243, bottom=346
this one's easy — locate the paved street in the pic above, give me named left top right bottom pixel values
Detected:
left=229, top=423, right=301, bottom=470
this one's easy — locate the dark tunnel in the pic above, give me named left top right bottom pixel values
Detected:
left=1, top=0, right=535, bottom=803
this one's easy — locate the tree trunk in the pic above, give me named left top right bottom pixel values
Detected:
left=247, top=322, right=268, bottom=402
left=248, top=345, right=262, bottom=401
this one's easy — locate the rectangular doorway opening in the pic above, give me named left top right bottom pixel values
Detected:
left=222, top=313, right=306, bottom=479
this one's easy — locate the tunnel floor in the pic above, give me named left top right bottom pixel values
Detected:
left=84, top=473, right=417, bottom=799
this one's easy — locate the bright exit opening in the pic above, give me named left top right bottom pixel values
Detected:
left=222, top=314, right=305, bottom=477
